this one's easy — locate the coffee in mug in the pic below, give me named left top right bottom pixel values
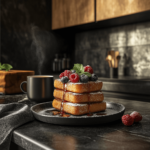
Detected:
left=20, top=75, right=54, bottom=102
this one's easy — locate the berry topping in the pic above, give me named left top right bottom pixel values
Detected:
left=122, top=114, right=134, bottom=126
left=60, top=76, right=69, bottom=83
left=69, top=73, right=79, bottom=83
left=71, top=70, right=76, bottom=73
left=90, top=74, right=98, bottom=81
left=59, top=72, right=64, bottom=79
left=64, top=70, right=72, bottom=78
left=130, top=111, right=142, bottom=122
left=84, top=65, right=93, bottom=74
left=80, top=74, right=89, bottom=83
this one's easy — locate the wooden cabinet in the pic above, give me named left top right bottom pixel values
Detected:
left=52, top=0, right=150, bottom=30
left=52, top=0, right=95, bottom=30
left=96, top=0, right=150, bottom=21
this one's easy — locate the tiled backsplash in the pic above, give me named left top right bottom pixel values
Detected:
left=75, top=22, right=150, bottom=77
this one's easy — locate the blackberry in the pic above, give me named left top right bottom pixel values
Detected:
left=80, top=74, right=89, bottom=83
left=60, top=76, right=69, bottom=83
left=71, top=70, right=76, bottom=73
left=90, top=74, right=98, bottom=81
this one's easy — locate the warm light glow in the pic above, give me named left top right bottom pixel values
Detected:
left=107, top=55, right=112, bottom=60
left=106, top=51, right=120, bottom=68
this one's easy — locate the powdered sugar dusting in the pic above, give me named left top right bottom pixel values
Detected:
left=56, top=79, right=102, bottom=85
left=68, top=91, right=103, bottom=96
left=65, top=102, right=87, bottom=107
left=66, top=80, right=102, bottom=85
left=55, top=79, right=103, bottom=93
left=67, top=92, right=84, bottom=95
left=65, top=84, right=67, bottom=89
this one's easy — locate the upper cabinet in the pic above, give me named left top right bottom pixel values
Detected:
left=52, top=0, right=95, bottom=30
left=52, top=0, right=150, bottom=30
left=96, top=0, right=150, bottom=21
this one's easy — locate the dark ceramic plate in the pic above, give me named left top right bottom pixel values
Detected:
left=31, top=101, right=125, bottom=125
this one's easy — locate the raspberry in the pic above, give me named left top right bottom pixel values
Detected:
left=59, top=72, right=64, bottom=79
left=80, top=74, right=89, bottom=83
left=122, top=114, right=134, bottom=126
left=60, top=76, right=69, bottom=83
left=90, top=74, right=98, bottom=81
left=64, top=70, right=72, bottom=78
left=130, top=111, right=142, bottom=122
left=84, top=65, right=93, bottom=74
left=69, top=73, right=79, bottom=83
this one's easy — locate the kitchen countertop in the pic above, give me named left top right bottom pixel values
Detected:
left=11, top=97, right=150, bottom=150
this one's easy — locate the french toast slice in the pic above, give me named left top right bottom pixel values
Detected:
left=52, top=99, right=106, bottom=115
left=54, top=89, right=104, bottom=103
left=54, top=79, right=103, bottom=93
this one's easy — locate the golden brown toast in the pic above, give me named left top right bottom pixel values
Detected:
left=0, top=70, right=34, bottom=94
left=54, top=79, right=103, bottom=93
left=52, top=99, right=106, bottom=115
left=54, top=89, right=104, bottom=103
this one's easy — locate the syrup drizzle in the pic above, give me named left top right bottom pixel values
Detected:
left=59, top=83, right=70, bottom=117
left=60, top=83, right=65, bottom=116
left=52, top=111, right=60, bottom=115
left=52, top=110, right=70, bottom=117
left=62, top=114, right=70, bottom=117
left=87, top=82, right=93, bottom=116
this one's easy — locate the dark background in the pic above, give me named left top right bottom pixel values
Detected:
left=1, top=0, right=150, bottom=77
left=1, top=0, right=75, bottom=75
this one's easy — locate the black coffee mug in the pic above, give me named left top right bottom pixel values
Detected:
left=20, top=75, right=54, bottom=102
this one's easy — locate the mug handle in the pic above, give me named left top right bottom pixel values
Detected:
left=20, top=81, right=27, bottom=94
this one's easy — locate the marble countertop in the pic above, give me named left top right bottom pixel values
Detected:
left=11, top=97, right=150, bottom=150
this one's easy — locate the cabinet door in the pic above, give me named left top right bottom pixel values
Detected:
left=52, top=0, right=95, bottom=30
left=96, top=0, right=150, bottom=21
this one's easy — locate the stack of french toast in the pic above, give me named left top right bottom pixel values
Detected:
left=52, top=64, right=106, bottom=116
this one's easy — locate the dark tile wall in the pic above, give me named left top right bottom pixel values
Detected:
left=1, top=0, right=74, bottom=75
left=75, top=22, right=150, bottom=77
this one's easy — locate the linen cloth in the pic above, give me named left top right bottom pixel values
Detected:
left=0, top=100, right=34, bottom=150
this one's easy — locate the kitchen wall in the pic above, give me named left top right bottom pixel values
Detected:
left=2, top=0, right=150, bottom=77
left=1, top=0, right=74, bottom=75
left=75, top=21, right=150, bottom=77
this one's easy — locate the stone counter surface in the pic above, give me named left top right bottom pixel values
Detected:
left=11, top=97, right=150, bottom=150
